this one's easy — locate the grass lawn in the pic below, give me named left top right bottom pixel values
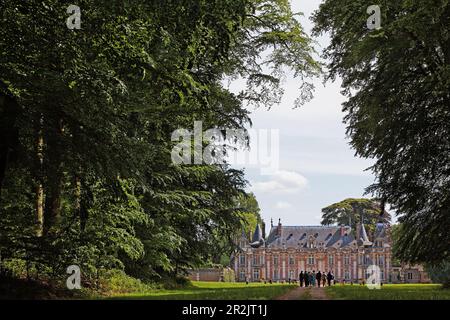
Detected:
left=108, top=281, right=296, bottom=300
left=326, top=284, right=450, bottom=300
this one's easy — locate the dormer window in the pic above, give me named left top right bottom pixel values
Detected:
left=308, top=235, right=315, bottom=248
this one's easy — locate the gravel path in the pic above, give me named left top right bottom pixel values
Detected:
left=275, top=286, right=330, bottom=300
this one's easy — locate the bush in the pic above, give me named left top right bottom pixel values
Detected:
left=98, top=269, right=157, bottom=294
left=159, top=275, right=192, bottom=289
left=426, top=261, right=450, bottom=288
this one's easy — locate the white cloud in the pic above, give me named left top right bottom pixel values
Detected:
left=275, top=201, right=293, bottom=209
left=251, top=170, right=308, bottom=194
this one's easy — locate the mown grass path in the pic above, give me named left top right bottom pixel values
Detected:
left=326, top=284, right=450, bottom=300
left=108, top=281, right=296, bottom=300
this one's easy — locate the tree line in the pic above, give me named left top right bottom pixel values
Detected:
left=0, top=0, right=318, bottom=285
left=313, top=0, right=450, bottom=269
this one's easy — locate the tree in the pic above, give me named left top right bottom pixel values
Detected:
left=236, top=193, right=262, bottom=236
left=313, top=0, right=450, bottom=264
left=0, top=0, right=318, bottom=286
left=321, top=198, right=390, bottom=235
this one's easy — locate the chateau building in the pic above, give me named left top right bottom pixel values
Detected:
left=233, top=219, right=392, bottom=283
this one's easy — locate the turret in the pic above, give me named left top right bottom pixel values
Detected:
left=250, top=223, right=265, bottom=248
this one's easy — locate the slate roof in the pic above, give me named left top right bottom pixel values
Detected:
left=249, top=224, right=265, bottom=248
left=265, top=225, right=356, bottom=249
left=374, top=222, right=387, bottom=239
left=357, top=223, right=373, bottom=246
left=252, top=224, right=263, bottom=243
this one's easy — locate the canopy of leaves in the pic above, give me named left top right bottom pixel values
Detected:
left=313, top=0, right=450, bottom=264
left=0, top=0, right=318, bottom=285
left=321, top=198, right=390, bottom=235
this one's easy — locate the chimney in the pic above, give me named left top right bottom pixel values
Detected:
left=277, top=218, right=282, bottom=237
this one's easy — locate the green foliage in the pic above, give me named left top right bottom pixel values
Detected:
left=97, top=269, right=158, bottom=295
left=236, top=192, right=262, bottom=236
left=313, top=0, right=450, bottom=264
left=425, top=261, right=450, bottom=289
left=109, top=281, right=296, bottom=300
left=326, top=284, right=450, bottom=300
left=390, top=223, right=402, bottom=266
left=321, top=198, right=390, bottom=235
left=222, top=268, right=236, bottom=282
left=0, top=0, right=318, bottom=291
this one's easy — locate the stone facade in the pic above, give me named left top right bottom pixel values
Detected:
left=391, top=264, right=431, bottom=284
left=233, top=219, right=392, bottom=283
left=187, top=267, right=235, bottom=282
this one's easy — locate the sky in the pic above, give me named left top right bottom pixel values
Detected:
left=228, top=0, right=378, bottom=231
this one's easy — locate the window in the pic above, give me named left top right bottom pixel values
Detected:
left=408, top=273, right=413, bottom=280
left=273, top=255, right=279, bottom=266
left=252, top=255, right=258, bottom=266
left=380, top=270, right=384, bottom=280
left=253, top=269, right=259, bottom=280
left=344, top=255, right=350, bottom=265
left=289, top=255, right=294, bottom=265
left=308, top=255, right=315, bottom=265
left=239, top=270, right=246, bottom=281
left=328, top=255, right=334, bottom=266
left=378, top=255, right=384, bottom=266
left=289, top=270, right=295, bottom=279
left=364, top=255, right=370, bottom=265
left=239, top=255, right=245, bottom=266
left=344, top=270, right=350, bottom=280
left=260, top=255, right=264, bottom=265
left=308, top=236, right=315, bottom=248
left=273, top=269, right=279, bottom=280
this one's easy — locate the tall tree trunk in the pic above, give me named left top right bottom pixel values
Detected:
left=36, top=117, right=44, bottom=237
left=43, top=177, right=62, bottom=236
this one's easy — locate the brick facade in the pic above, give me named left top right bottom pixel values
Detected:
left=233, top=220, right=392, bottom=283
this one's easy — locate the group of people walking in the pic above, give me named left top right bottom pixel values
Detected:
left=299, top=270, right=334, bottom=287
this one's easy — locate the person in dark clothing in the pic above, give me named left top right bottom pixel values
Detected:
left=305, top=272, right=310, bottom=287
left=299, top=271, right=304, bottom=287
left=316, top=271, right=322, bottom=287
left=327, top=271, right=333, bottom=286
left=322, top=271, right=326, bottom=287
